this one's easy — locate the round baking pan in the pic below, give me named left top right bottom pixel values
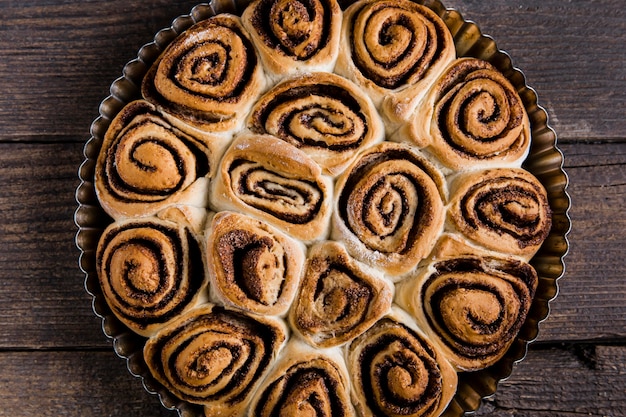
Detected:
left=75, top=1, right=571, bottom=415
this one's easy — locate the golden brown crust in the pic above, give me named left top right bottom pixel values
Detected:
left=247, top=72, right=384, bottom=176
left=241, top=0, right=342, bottom=82
left=403, top=58, right=531, bottom=170
left=447, top=168, right=552, bottom=260
left=205, top=211, right=306, bottom=316
left=346, top=307, right=457, bottom=417
left=143, top=304, right=287, bottom=415
left=336, top=0, right=455, bottom=108
left=96, top=216, right=208, bottom=337
left=94, top=100, right=215, bottom=220
left=212, top=133, right=333, bottom=242
left=396, top=256, right=539, bottom=371
left=332, top=141, right=446, bottom=277
left=248, top=339, right=355, bottom=417
left=142, top=14, right=266, bottom=133
left=289, top=241, right=393, bottom=347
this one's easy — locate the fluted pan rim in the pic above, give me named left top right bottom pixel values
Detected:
left=74, top=0, right=571, bottom=416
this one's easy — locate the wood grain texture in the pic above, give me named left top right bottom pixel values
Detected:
left=0, top=0, right=624, bottom=415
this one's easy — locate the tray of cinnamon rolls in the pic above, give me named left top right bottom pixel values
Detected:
left=75, top=0, right=571, bottom=415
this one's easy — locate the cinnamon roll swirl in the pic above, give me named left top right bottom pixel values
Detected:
left=206, top=211, right=306, bottom=316
left=144, top=304, right=287, bottom=415
left=346, top=307, right=457, bottom=417
left=212, top=134, right=333, bottom=242
left=448, top=168, right=552, bottom=259
left=142, top=15, right=266, bottom=133
left=406, top=58, right=531, bottom=169
left=289, top=241, right=393, bottom=348
left=242, top=0, right=342, bottom=81
left=95, top=100, right=213, bottom=220
left=336, top=0, right=455, bottom=107
left=96, top=217, right=208, bottom=337
left=395, top=256, right=539, bottom=371
left=247, top=72, right=384, bottom=176
left=249, top=339, right=355, bottom=417
left=333, top=142, right=446, bottom=277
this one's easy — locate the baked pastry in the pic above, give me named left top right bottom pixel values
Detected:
left=96, top=216, right=208, bottom=337
left=241, top=0, right=342, bottom=82
left=346, top=307, right=457, bottom=417
left=395, top=255, right=538, bottom=371
left=332, top=141, right=446, bottom=277
left=205, top=211, right=306, bottom=316
left=211, top=133, right=333, bottom=243
left=248, top=338, right=355, bottom=416
left=94, top=100, right=217, bottom=220
left=143, top=303, right=288, bottom=416
left=289, top=241, right=393, bottom=347
left=247, top=72, right=384, bottom=176
left=142, top=14, right=266, bottom=133
left=392, top=58, right=531, bottom=170
left=90, top=1, right=557, bottom=416
left=447, top=167, right=552, bottom=260
left=336, top=0, right=455, bottom=109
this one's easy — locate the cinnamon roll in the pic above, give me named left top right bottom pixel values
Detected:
left=206, top=211, right=306, bottom=316
left=335, top=0, right=455, bottom=108
left=212, top=134, right=333, bottom=242
left=447, top=168, right=552, bottom=259
left=96, top=217, right=208, bottom=337
left=142, top=14, right=266, bottom=133
left=289, top=241, right=393, bottom=348
left=395, top=256, right=539, bottom=371
left=241, top=0, right=342, bottom=81
left=404, top=58, right=531, bottom=169
left=95, top=100, right=214, bottom=220
left=346, top=307, right=457, bottom=417
left=143, top=304, right=287, bottom=415
left=247, top=72, right=384, bottom=176
left=249, top=339, right=355, bottom=416
left=332, top=142, right=446, bottom=277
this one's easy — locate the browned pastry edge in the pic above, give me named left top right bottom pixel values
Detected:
left=205, top=211, right=306, bottom=316
left=289, top=241, right=393, bottom=347
left=396, top=255, right=539, bottom=371
left=241, top=0, right=342, bottom=80
left=247, top=71, right=384, bottom=176
left=96, top=216, right=208, bottom=337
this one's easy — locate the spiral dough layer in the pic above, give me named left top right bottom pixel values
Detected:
left=248, top=72, right=383, bottom=175
left=448, top=168, right=552, bottom=259
left=334, top=142, right=445, bottom=276
left=397, top=256, right=538, bottom=371
left=206, top=211, right=305, bottom=316
left=242, top=0, right=342, bottom=79
left=347, top=310, right=457, bottom=417
left=336, top=0, right=454, bottom=106
left=96, top=217, right=207, bottom=337
left=143, top=304, right=287, bottom=416
left=142, top=15, right=266, bottom=132
left=412, top=58, right=531, bottom=170
left=94, top=100, right=212, bottom=220
left=250, top=339, right=355, bottom=416
left=289, top=241, right=392, bottom=347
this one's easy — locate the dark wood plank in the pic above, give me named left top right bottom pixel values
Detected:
left=0, top=142, right=108, bottom=348
left=475, top=345, right=626, bottom=416
left=0, top=0, right=624, bottom=143
left=0, top=0, right=202, bottom=142
left=0, top=350, right=175, bottom=417
left=0, top=141, right=623, bottom=349
left=536, top=142, right=626, bottom=342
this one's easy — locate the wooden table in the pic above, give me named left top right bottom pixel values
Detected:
left=1, top=0, right=624, bottom=415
